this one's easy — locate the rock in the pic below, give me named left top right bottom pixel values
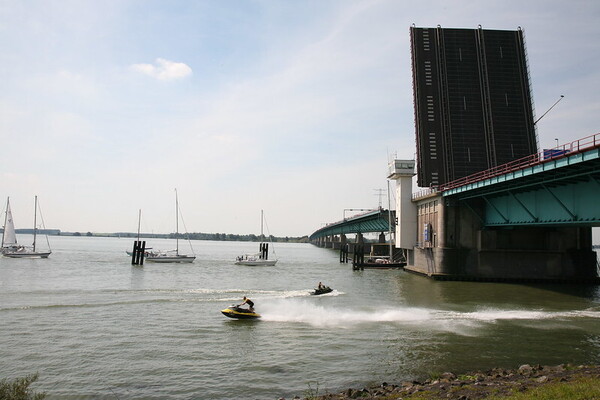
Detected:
left=535, top=375, right=548, bottom=383
left=348, top=388, right=369, bottom=398
left=518, top=364, right=533, bottom=375
left=441, top=372, right=457, bottom=380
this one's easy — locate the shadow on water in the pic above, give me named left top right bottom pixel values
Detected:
left=521, top=282, right=600, bottom=299
left=391, top=271, right=600, bottom=311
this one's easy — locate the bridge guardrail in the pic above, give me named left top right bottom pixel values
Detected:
left=438, top=132, right=600, bottom=192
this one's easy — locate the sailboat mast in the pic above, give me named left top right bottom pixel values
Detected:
left=33, top=196, right=38, bottom=252
left=137, top=209, right=141, bottom=241
left=260, top=209, right=264, bottom=240
left=1, top=197, right=9, bottom=247
left=175, top=189, right=179, bottom=254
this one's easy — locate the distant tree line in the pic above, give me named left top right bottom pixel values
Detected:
left=64, top=231, right=310, bottom=243
left=168, top=232, right=309, bottom=243
left=6, top=228, right=310, bottom=243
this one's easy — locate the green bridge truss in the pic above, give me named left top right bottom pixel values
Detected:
left=309, top=209, right=394, bottom=240
left=444, top=146, right=600, bottom=227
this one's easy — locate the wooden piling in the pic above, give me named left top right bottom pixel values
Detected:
left=131, top=240, right=146, bottom=266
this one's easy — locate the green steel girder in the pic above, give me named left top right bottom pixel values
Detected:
left=446, top=148, right=600, bottom=227
left=508, top=190, right=538, bottom=222
left=542, top=183, right=576, bottom=220
left=309, top=209, right=394, bottom=240
left=483, top=196, right=509, bottom=224
left=478, top=171, right=600, bottom=227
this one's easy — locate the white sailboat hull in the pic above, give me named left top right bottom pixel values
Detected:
left=146, top=255, right=196, bottom=263
left=235, top=259, right=277, bottom=266
left=3, top=250, right=51, bottom=259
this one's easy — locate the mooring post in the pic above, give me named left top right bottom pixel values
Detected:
left=131, top=241, right=138, bottom=265
left=131, top=240, right=146, bottom=266
left=139, top=240, right=146, bottom=265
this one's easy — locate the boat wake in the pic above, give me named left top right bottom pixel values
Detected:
left=256, top=299, right=600, bottom=332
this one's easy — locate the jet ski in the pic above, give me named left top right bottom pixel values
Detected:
left=221, top=305, right=261, bottom=319
left=310, top=286, right=333, bottom=295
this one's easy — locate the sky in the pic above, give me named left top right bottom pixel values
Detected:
left=0, top=0, right=599, bottom=237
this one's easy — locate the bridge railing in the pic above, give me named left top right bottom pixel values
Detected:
left=438, top=132, right=600, bottom=192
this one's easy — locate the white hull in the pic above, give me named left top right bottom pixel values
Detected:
left=146, top=255, right=195, bottom=263
left=235, top=259, right=277, bottom=266
left=3, top=251, right=51, bottom=258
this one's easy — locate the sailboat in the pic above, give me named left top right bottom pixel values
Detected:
left=125, top=209, right=154, bottom=258
left=1, top=196, right=52, bottom=258
left=235, top=210, right=278, bottom=266
left=145, top=189, right=195, bottom=263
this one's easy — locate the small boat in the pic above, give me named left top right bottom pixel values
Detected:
left=221, top=305, right=261, bottom=319
left=310, top=286, right=333, bottom=295
left=1, top=196, right=52, bottom=258
left=146, top=189, right=196, bottom=263
left=125, top=248, right=154, bottom=257
left=235, top=210, right=278, bottom=266
left=353, top=257, right=405, bottom=270
left=234, top=254, right=277, bottom=266
left=125, top=209, right=154, bottom=258
left=145, top=250, right=195, bottom=263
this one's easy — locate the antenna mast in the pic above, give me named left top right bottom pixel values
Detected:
left=534, top=95, right=564, bottom=125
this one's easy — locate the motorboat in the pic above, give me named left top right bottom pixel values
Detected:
left=221, top=305, right=261, bottom=319
left=353, top=256, right=405, bottom=270
left=310, top=286, right=333, bottom=295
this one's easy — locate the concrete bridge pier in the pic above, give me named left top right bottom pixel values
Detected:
left=406, top=194, right=598, bottom=281
left=339, top=234, right=349, bottom=263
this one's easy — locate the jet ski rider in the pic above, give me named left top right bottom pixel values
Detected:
left=239, top=296, right=255, bottom=312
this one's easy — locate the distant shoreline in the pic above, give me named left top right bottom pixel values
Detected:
left=5, top=229, right=310, bottom=243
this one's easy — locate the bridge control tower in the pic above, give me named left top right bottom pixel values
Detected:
left=387, top=160, right=417, bottom=249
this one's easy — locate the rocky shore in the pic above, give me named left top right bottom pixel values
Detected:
left=284, top=363, right=600, bottom=399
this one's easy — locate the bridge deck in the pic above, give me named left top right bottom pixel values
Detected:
left=309, top=209, right=394, bottom=240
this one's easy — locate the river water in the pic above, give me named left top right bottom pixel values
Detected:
left=1, top=235, right=599, bottom=399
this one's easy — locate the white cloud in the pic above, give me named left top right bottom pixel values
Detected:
left=130, top=58, right=192, bottom=81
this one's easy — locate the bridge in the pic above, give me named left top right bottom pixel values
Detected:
left=433, top=133, right=600, bottom=227
left=390, top=133, right=600, bottom=282
left=309, top=208, right=394, bottom=241
left=309, top=208, right=397, bottom=261
left=309, top=134, right=600, bottom=281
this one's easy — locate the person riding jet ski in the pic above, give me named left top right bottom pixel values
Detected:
left=238, top=296, right=255, bottom=312
left=221, top=296, right=260, bottom=319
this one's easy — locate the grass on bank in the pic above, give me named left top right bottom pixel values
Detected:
left=401, top=375, right=600, bottom=400
left=490, top=376, right=600, bottom=400
left=0, top=374, right=47, bottom=400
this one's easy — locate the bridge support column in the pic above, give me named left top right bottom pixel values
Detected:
left=404, top=193, right=599, bottom=282
left=339, top=234, right=349, bottom=263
